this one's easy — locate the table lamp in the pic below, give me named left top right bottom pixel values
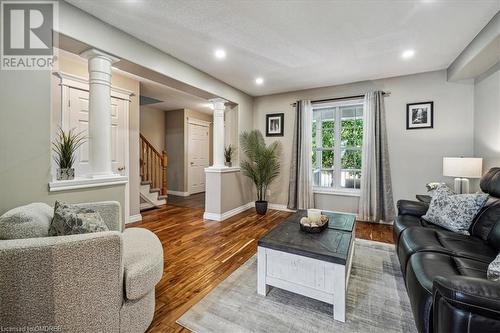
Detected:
left=443, top=157, right=483, bottom=194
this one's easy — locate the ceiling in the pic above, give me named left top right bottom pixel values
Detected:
left=138, top=78, right=213, bottom=114
left=66, top=0, right=499, bottom=96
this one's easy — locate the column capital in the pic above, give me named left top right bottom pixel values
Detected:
left=80, top=48, right=120, bottom=64
left=209, top=98, right=228, bottom=111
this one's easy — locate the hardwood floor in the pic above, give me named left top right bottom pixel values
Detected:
left=167, top=192, right=205, bottom=209
left=129, top=205, right=394, bottom=332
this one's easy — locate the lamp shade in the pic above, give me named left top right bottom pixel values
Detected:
left=443, top=157, right=483, bottom=178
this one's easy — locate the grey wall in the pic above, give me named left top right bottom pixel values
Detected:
left=140, top=106, right=166, bottom=152
left=165, top=108, right=214, bottom=193
left=253, top=70, right=475, bottom=213
left=165, top=110, right=185, bottom=192
left=474, top=63, right=500, bottom=172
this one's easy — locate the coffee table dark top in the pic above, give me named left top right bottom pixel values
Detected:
left=258, top=210, right=356, bottom=265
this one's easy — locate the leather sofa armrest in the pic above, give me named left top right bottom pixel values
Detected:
left=397, top=200, right=429, bottom=217
left=433, top=276, right=500, bottom=318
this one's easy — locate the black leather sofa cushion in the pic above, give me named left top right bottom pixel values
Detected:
left=397, top=199, right=429, bottom=218
left=393, top=214, right=445, bottom=246
left=405, top=252, right=488, bottom=333
left=397, top=227, right=497, bottom=277
left=433, top=276, right=500, bottom=333
left=480, top=167, right=500, bottom=197
left=469, top=198, right=500, bottom=242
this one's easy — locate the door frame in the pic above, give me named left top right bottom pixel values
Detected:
left=54, top=71, right=133, bottom=222
left=186, top=117, right=211, bottom=195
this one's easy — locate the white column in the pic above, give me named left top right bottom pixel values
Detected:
left=210, top=98, right=227, bottom=168
left=80, top=48, right=119, bottom=177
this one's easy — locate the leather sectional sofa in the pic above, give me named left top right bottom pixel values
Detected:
left=394, top=168, right=500, bottom=333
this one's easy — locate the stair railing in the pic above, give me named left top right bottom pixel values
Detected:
left=140, top=134, right=167, bottom=195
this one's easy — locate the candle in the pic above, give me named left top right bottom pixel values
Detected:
left=307, top=209, right=321, bottom=223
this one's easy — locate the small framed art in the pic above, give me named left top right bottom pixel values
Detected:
left=266, top=113, right=284, bottom=136
left=406, top=102, right=433, bottom=130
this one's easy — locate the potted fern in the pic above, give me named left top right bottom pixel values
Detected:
left=240, top=130, right=281, bottom=215
left=52, top=128, right=86, bottom=180
left=224, top=145, right=234, bottom=167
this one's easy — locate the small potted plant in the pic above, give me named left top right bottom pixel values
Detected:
left=224, top=145, right=234, bottom=167
left=52, top=127, right=86, bottom=180
left=240, top=130, right=281, bottom=215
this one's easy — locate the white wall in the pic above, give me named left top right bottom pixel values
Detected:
left=253, top=70, right=475, bottom=213
left=474, top=63, right=500, bottom=173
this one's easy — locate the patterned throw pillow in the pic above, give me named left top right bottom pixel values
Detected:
left=49, top=201, right=109, bottom=236
left=487, top=253, right=500, bottom=282
left=422, top=185, right=489, bottom=235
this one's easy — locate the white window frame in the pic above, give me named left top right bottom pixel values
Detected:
left=312, top=98, right=364, bottom=195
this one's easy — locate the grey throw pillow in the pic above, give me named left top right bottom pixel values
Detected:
left=487, top=253, right=500, bottom=282
left=0, top=203, right=53, bottom=239
left=422, top=185, right=489, bottom=235
left=49, top=201, right=109, bottom=236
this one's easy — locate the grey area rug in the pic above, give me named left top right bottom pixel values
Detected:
left=177, top=239, right=417, bottom=333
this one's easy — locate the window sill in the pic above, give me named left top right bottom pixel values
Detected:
left=49, top=175, right=128, bottom=192
left=313, top=188, right=361, bottom=197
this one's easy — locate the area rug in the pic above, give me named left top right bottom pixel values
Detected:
left=177, top=239, right=417, bottom=333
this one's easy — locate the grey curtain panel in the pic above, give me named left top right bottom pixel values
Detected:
left=288, top=100, right=314, bottom=210
left=358, top=91, right=396, bottom=223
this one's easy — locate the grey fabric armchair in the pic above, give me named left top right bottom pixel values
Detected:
left=0, top=201, right=163, bottom=333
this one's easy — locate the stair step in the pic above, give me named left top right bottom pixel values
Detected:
left=141, top=180, right=152, bottom=186
left=158, top=195, right=168, bottom=200
left=150, top=188, right=161, bottom=193
left=140, top=202, right=155, bottom=211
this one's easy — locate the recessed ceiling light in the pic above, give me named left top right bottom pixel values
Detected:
left=214, top=49, right=226, bottom=60
left=402, top=49, right=415, bottom=59
left=255, top=77, right=264, bottom=85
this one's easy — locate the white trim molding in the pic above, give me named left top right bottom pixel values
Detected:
left=203, top=201, right=295, bottom=222
left=205, top=166, right=240, bottom=173
left=167, top=190, right=190, bottom=197
left=49, top=175, right=128, bottom=192
left=53, top=71, right=135, bottom=101
left=187, top=117, right=212, bottom=126
left=313, top=188, right=361, bottom=197
left=127, top=214, right=143, bottom=224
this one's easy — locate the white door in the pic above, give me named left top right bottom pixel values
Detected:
left=188, top=122, right=210, bottom=194
left=67, top=87, right=127, bottom=177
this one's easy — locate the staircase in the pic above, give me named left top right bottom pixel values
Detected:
left=140, top=134, right=167, bottom=211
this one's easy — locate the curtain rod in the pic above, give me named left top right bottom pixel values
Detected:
left=290, top=91, right=390, bottom=107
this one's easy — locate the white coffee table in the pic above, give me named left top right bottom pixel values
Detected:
left=257, top=210, right=356, bottom=322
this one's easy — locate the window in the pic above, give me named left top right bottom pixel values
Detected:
left=312, top=99, right=364, bottom=191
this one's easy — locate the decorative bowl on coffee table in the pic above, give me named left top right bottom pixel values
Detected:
left=299, top=215, right=329, bottom=233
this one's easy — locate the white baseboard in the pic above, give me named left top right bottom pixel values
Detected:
left=246, top=202, right=296, bottom=212
left=167, top=190, right=190, bottom=197
left=203, top=201, right=295, bottom=222
left=203, top=203, right=251, bottom=221
left=127, top=214, right=142, bottom=224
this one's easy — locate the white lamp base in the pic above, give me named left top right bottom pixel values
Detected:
left=453, top=178, right=469, bottom=194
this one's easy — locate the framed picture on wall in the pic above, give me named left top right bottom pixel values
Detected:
left=266, top=113, right=284, bottom=136
left=406, top=101, right=433, bottom=130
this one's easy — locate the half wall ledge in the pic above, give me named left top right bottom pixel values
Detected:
left=48, top=175, right=128, bottom=192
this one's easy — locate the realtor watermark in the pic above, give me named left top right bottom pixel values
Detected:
left=1, top=0, right=58, bottom=70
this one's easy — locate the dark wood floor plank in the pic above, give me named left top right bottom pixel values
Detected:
left=129, top=205, right=394, bottom=332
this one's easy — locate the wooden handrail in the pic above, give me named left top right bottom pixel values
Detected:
left=140, top=134, right=167, bottom=196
